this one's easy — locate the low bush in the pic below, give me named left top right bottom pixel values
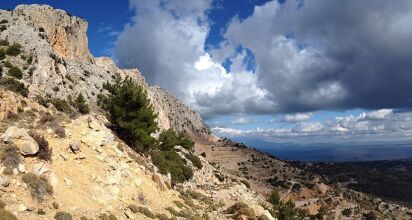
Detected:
left=185, top=153, right=202, bottom=169
left=6, top=44, right=21, bottom=56
left=0, top=144, right=21, bottom=169
left=74, top=94, right=89, bottom=114
left=0, top=48, right=5, bottom=60
left=8, top=66, right=23, bottom=79
left=158, top=129, right=194, bottom=151
left=53, top=125, right=66, bottom=138
left=200, top=152, right=206, bottom=157
left=0, top=20, right=8, bottom=24
left=22, top=173, right=53, bottom=201
left=0, top=25, right=6, bottom=32
left=0, top=77, right=28, bottom=97
left=0, top=39, right=9, bottom=46
left=51, top=98, right=72, bottom=113
left=54, top=211, right=73, bottom=220
left=97, top=213, right=118, bottom=220
left=128, top=205, right=155, bottom=219
left=151, top=150, right=193, bottom=184
left=28, top=131, right=52, bottom=161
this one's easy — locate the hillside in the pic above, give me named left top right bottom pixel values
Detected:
left=0, top=4, right=411, bottom=220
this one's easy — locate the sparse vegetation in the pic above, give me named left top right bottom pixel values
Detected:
left=151, top=150, right=193, bottom=184
left=0, top=25, right=6, bottom=32
left=158, top=129, right=194, bottom=151
left=0, top=144, right=21, bottom=170
left=0, top=39, right=9, bottom=46
left=0, top=77, right=28, bottom=97
left=185, top=152, right=202, bottom=169
left=74, top=93, right=90, bottom=114
left=51, top=98, right=72, bottom=113
left=0, top=48, right=5, bottom=60
left=28, top=131, right=52, bottom=161
left=8, top=66, right=23, bottom=79
left=22, top=173, right=53, bottom=201
left=98, top=78, right=157, bottom=153
left=97, top=213, right=118, bottom=220
left=54, top=211, right=73, bottom=220
left=128, top=205, right=155, bottom=218
left=6, top=43, right=22, bottom=56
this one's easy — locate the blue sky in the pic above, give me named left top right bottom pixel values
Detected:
left=3, top=0, right=412, bottom=147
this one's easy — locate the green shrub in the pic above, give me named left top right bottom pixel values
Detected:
left=6, top=44, right=21, bottom=56
left=0, top=25, right=6, bottom=32
left=54, top=211, right=73, bottom=220
left=8, top=66, right=23, bottom=79
left=185, top=153, right=202, bottom=169
left=28, top=131, right=52, bottom=161
left=0, top=20, right=7, bottom=24
left=0, top=77, right=28, bottom=97
left=27, top=55, right=33, bottom=64
left=0, top=39, right=9, bottom=46
left=158, top=129, right=194, bottom=151
left=129, top=206, right=155, bottom=219
left=98, top=213, right=118, bottom=220
left=98, top=78, right=157, bottom=153
left=37, top=208, right=46, bottom=215
left=74, top=94, right=90, bottom=114
left=269, top=190, right=281, bottom=206
left=22, top=173, right=53, bottom=201
left=151, top=150, right=193, bottom=184
left=0, top=49, right=5, bottom=60
left=200, top=152, right=206, bottom=157
left=51, top=98, right=72, bottom=113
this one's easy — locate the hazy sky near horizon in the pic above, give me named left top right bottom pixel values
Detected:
left=3, top=0, right=412, bottom=145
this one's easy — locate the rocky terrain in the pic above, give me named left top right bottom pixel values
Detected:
left=0, top=4, right=412, bottom=220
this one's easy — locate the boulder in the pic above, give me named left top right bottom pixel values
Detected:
left=0, top=126, right=39, bottom=156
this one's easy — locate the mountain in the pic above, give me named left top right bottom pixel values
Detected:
left=0, top=4, right=411, bottom=220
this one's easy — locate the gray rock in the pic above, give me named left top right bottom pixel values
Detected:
left=0, top=126, right=39, bottom=156
left=0, top=176, right=9, bottom=187
left=69, top=141, right=81, bottom=153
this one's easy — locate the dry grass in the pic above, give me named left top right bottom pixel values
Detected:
left=22, top=173, right=53, bottom=201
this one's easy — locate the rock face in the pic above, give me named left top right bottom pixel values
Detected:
left=0, top=126, right=39, bottom=155
left=0, top=4, right=211, bottom=138
left=13, top=4, right=93, bottom=62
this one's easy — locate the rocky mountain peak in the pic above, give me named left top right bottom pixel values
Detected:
left=12, top=4, right=93, bottom=62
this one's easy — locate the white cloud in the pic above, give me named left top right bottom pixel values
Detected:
left=213, top=109, right=412, bottom=144
left=283, top=113, right=312, bottom=122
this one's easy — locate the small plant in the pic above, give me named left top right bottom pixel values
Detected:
left=74, top=94, right=90, bottom=114
left=53, top=86, right=60, bottom=92
left=0, top=49, right=5, bottom=60
left=151, top=150, right=193, bottom=184
left=51, top=98, right=72, bottom=113
left=0, top=144, right=21, bottom=169
left=6, top=43, right=22, bottom=56
left=0, top=39, right=9, bottom=46
left=200, top=152, right=206, bottom=157
left=54, top=211, right=73, bottom=220
left=185, top=153, right=202, bottom=169
left=22, top=173, right=53, bottom=201
left=53, top=125, right=66, bottom=138
left=128, top=205, right=155, bottom=219
left=158, top=129, right=194, bottom=151
left=0, top=20, right=7, bottom=24
left=27, top=55, right=33, bottom=64
left=97, top=213, right=118, bottom=220
left=8, top=66, right=23, bottom=79
left=37, top=208, right=46, bottom=215
left=0, top=25, right=6, bottom=32
left=0, top=77, right=28, bottom=97
left=28, top=131, right=52, bottom=161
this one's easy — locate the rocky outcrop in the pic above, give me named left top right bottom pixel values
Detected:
left=0, top=126, right=39, bottom=155
left=13, top=4, right=93, bottom=62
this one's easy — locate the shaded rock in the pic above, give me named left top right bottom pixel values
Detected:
left=0, top=126, right=39, bottom=156
left=0, top=176, right=9, bottom=187
left=32, top=162, right=49, bottom=176
left=69, top=141, right=81, bottom=154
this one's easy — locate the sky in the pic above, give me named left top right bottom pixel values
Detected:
left=2, top=0, right=412, bottom=147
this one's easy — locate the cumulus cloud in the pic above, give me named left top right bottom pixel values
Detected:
left=115, top=0, right=272, bottom=117
left=116, top=0, right=412, bottom=118
left=213, top=109, right=412, bottom=143
left=283, top=113, right=312, bottom=122
left=217, top=0, right=412, bottom=113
